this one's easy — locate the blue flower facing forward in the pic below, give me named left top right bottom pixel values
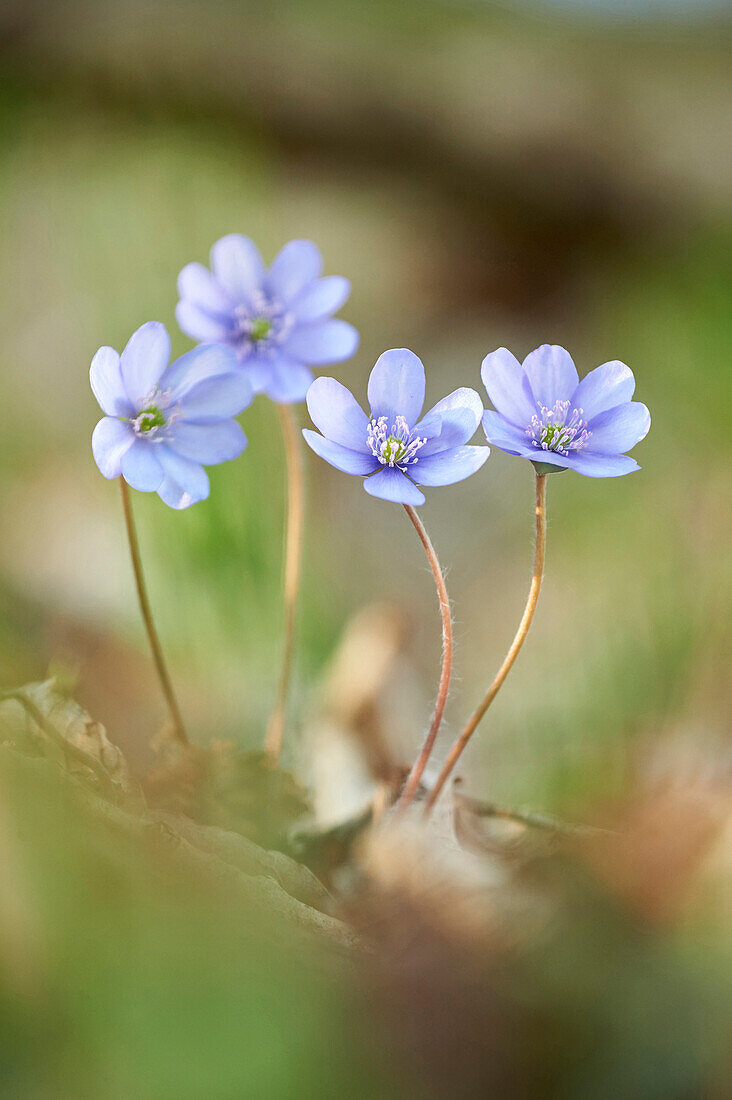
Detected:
left=91, top=321, right=252, bottom=509
left=303, top=349, right=489, bottom=505
left=176, top=236, right=359, bottom=404
left=481, top=345, right=650, bottom=477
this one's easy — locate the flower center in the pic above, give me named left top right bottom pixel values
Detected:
left=249, top=317, right=272, bottom=342
left=129, top=391, right=179, bottom=441
left=231, top=292, right=293, bottom=359
left=526, top=400, right=591, bottom=456
left=367, top=415, right=427, bottom=469
left=135, top=404, right=166, bottom=433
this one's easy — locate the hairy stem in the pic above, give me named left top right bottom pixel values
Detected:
left=119, top=478, right=188, bottom=745
left=396, top=505, right=453, bottom=813
left=426, top=471, right=547, bottom=812
left=265, top=403, right=305, bottom=764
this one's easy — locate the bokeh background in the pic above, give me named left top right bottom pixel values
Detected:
left=0, top=1, right=730, bottom=1096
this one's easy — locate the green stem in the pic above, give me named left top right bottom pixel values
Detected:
left=265, top=404, right=304, bottom=765
left=426, top=471, right=547, bottom=813
left=119, top=478, right=188, bottom=745
left=396, top=505, right=453, bottom=814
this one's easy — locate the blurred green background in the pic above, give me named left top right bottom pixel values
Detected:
left=0, top=1, right=730, bottom=1095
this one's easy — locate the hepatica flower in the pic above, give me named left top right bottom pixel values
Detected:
left=481, top=345, right=650, bottom=476
left=91, top=321, right=252, bottom=508
left=303, top=349, right=489, bottom=505
left=176, top=236, right=359, bottom=404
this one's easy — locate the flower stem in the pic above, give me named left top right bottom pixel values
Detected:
left=396, top=505, right=453, bottom=814
left=264, top=403, right=305, bottom=765
left=425, top=470, right=547, bottom=813
left=119, top=478, right=188, bottom=745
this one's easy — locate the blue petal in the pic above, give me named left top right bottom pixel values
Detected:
left=170, top=421, right=247, bottom=465
left=161, top=344, right=239, bottom=399
left=178, top=372, right=253, bottom=422
left=266, top=240, right=322, bottom=303
left=568, top=452, right=641, bottom=478
left=157, top=447, right=210, bottom=509
left=120, top=322, right=171, bottom=408
left=363, top=466, right=425, bottom=506
left=522, top=345, right=579, bottom=409
left=367, top=349, right=425, bottom=425
left=239, top=354, right=272, bottom=395
left=481, top=410, right=530, bottom=455
left=480, top=348, right=536, bottom=428
left=572, top=360, right=636, bottom=420
left=210, top=235, right=264, bottom=300
left=306, top=377, right=370, bottom=451
left=290, top=276, right=351, bottom=322
left=586, top=402, right=650, bottom=454
left=520, top=449, right=573, bottom=469
left=90, top=346, right=133, bottom=418
left=120, top=440, right=164, bottom=492
left=411, top=445, right=489, bottom=486
left=261, top=355, right=314, bottom=404
left=303, top=429, right=380, bottom=475
left=175, top=300, right=231, bottom=344
left=284, top=319, right=359, bottom=366
left=92, top=417, right=134, bottom=478
left=177, top=262, right=234, bottom=313
left=416, top=388, right=483, bottom=455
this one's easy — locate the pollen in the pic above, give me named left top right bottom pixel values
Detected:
left=367, top=415, right=427, bottom=469
left=526, top=400, right=591, bottom=456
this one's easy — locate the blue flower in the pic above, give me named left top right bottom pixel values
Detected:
left=176, top=236, right=359, bottom=404
left=91, top=321, right=252, bottom=509
left=481, top=345, right=650, bottom=477
left=303, top=349, right=489, bottom=506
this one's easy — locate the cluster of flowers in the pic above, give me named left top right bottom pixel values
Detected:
left=92, top=235, right=650, bottom=506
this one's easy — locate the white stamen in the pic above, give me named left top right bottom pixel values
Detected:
left=526, top=400, right=591, bottom=456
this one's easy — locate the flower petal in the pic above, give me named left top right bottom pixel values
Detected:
left=157, top=447, right=210, bottom=509
left=170, top=421, right=247, bottom=465
left=177, top=261, right=234, bottom=314
left=92, top=417, right=134, bottom=478
left=120, top=322, right=171, bottom=408
left=90, top=346, right=134, bottom=418
left=363, top=466, right=425, bottom=506
left=411, top=445, right=489, bottom=486
left=284, top=319, right=359, bottom=366
left=161, top=344, right=239, bottom=399
left=572, top=360, right=636, bottom=421
left=522, top=345, right=579, bottom=409
left=525, top=450, right=574, bottom=470
left=416, top=388, right=483, bottom=455
left=210, top=235, right=264, bottom=301
left=480, top=348, right=536, bottom=428
left=367, top=349, right=425, bottom=425
left=175, top=300, right=231, bottom=344
left=239, top=353, right=272, bottom=395
left=567, top=452, right=641, bottom=478
left=178, top=372, right=253, bottom=422
left=261, top=355, right=314, bottom=404
left=303, top=429, right=380, bottom=475
left=586, top=402, right=650, bottom=455
left=120, top=440, right=164, bottom=492
left=306, top=377, right=370, bottom=451
left=266, top=240, right=322, bottom=303
left=289, top=276, right=351, bottom=322
left=481, top=410, right=531, bottom=455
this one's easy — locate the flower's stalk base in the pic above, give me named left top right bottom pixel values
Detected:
left=119, top=478, right=188, bottom=745
left=265, top=404, right=305, bottom=766
left=425, top=471, right=548, bottom=813
left=396, top=506, right=454, bottom=815
left=531, top=460, right=567, bottom=477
